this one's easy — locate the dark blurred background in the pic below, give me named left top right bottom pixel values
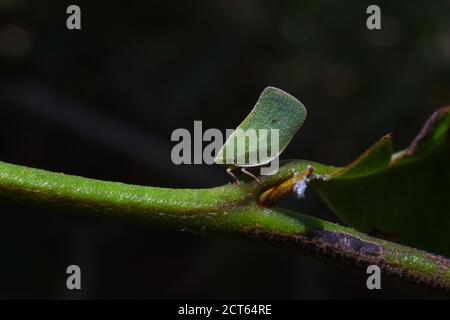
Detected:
left=0, top=0, right=449, bottom=299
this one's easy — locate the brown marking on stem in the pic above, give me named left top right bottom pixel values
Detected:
left=258, top=166, right=314, bottom=206
left=246, top=227, right=450, bottom=291
left=307, top=229, right=383, bottom=258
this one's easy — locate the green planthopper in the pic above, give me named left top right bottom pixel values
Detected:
left=214, top=87, right=307, bottom=184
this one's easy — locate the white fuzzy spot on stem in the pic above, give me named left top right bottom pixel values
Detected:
left=293, top=165, right=314, bottom=199
left=294, top=179, right=308, bottom=198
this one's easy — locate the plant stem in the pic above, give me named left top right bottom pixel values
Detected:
left=0, top=160, right=449, bottom=291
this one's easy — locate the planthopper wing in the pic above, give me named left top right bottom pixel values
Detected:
left=215, top=87, right=307, bottom=167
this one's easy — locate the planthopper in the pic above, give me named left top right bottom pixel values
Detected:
left=214, top=86, right=307, bottom=184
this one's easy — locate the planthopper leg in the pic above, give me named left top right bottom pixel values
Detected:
left=241, top=168, right=261, bottom=185
left=226, top=166, right=240, bottom=185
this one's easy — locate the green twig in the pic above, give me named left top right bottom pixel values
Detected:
left=0, top=160, right=449, bottom=291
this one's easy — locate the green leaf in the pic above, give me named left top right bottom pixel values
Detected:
left=311, top=107, right=450, bottom=256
